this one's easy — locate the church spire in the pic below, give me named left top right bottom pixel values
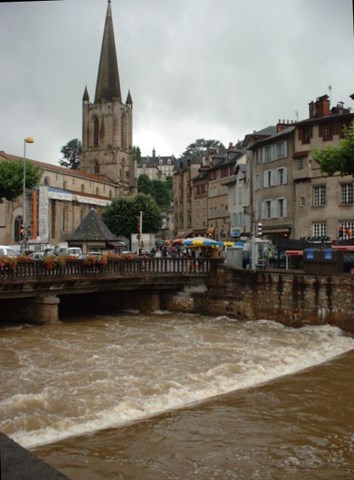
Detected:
left=94, top=0, right=121, bottom=102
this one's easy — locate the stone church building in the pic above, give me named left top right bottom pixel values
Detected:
left=0, top=0, right=136, bottom=248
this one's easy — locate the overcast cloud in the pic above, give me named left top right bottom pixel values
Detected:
left=1, top=0, right=353, bottom=164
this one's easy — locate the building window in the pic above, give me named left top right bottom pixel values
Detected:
left=81, top=184, right=85, bottom=193
left=341, top=183, right=353, bottom=205
left=298, top=126, right=312, bottom=144
left=276, top=141, right=286, bottom=159
left=255, top=174, right=261, bottom=190
left=300, top=195, right=306, bottom=207
left=264, top=170, right=274, bottom=188
left=255, top=150, right=261, bottom=165
left=264, top=146, right=272, bottom=163
left=63, top=206, right=68, bottom=232
left=320, top=123, right=333, bottom=141
left=298, top=158, right=304, bottom=169
left=338, top=222, right=354, bottom=239
left=14, top=215, right=22, bottom=243
left=63, top=181, right=68, bottom=190
left=313, top=185, right=326, bottom=206
left=96, top=187, right=99, bottom=196
left=278, top=198, right=284, bottom=217
left=93, top=117, right=99, bottom=147
left=313, top=223, right=327, bottom=237
left=265, top=200, right=272, bottom=219
left=277, top=167, right=287, bottom=185
left=44, top=177, right=50, bottom=186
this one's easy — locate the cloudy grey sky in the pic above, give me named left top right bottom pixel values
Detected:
left=1, top=0, right=353, bottom=165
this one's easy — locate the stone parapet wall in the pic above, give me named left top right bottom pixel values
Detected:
left=163, top=267, right=354, bottom=333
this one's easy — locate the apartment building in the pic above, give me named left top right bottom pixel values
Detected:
left=292, top=94, right=354, bottom=240
left=173, top=158, right=201, bottom=237
left=172, top=94, right=353, bottom=243
left=249, top=122, right=295, bottom=241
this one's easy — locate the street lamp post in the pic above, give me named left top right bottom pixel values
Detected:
left=22, top=137, right=34, bottom=252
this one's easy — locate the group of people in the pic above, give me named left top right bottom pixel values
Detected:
left=149, top=243, right=221, bottom=259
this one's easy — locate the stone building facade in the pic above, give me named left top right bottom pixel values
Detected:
left=137, top=149, right=177, bottom=181
left=0, top=1, right=134, bottom=248
left=172, top=94, right=354, bottom=243
left=0, top=152, right=118, bottom=246
left=81, top=1, right=136, bottom=196
left=292, top=95, right=354, bottom=240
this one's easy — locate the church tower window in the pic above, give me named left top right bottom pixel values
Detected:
left=93, top=117, right=99, bottom=147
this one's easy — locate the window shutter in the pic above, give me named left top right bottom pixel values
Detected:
left=271, top=200, right=277, bottom=218
left=283, top=167, right=288, bottom=184
left=283, top=199, right=288, bottom=217
left=264, top=171, right=269, bottom=188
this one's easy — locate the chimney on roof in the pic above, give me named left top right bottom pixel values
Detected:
left=309, top=94, right=330, bottom=118
left=276, top=119, right=295, bottom=133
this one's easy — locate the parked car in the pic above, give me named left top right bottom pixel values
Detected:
left=0, top=246, right=19, bottom=257
left=29, top=252, right=45, bottom=260
left=57, top=247, right=83, bottom=258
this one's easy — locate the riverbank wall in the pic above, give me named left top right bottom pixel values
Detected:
left=162, top=266, right=354, bottom=333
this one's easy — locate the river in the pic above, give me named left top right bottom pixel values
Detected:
left=1, top=311, right=354, bottom=479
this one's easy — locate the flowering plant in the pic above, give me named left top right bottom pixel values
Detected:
left=42, top=255, right=66, bottom=271
left=83, top=255, right=99, bottom=266
left=0, top=256, right=17, bottom=271
left=17, top=255, right=32, bottom=263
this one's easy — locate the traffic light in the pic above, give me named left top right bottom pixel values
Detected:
left=257, top=222, right=263, bottom=237
left=19, top=224, right=25, bottom=237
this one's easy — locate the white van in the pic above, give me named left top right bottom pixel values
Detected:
left=0, top=246, right=19, bottom=257
left=57, top=247, right=83, bottom=258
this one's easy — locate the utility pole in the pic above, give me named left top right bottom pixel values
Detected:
left=139, top=211, right=143, bottom=254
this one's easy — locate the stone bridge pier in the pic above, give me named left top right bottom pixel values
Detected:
left=3, top=295, right=60, bottom=325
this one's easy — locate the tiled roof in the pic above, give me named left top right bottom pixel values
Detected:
left=0, top=151, right=115, bottom=185
left=67, top=208, right=118, bottom=242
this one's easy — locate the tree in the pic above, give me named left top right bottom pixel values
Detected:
left=59, top=139, right=82, bottom=170
left=137, top=174, right=155, bottom=197
left=102, top=193, right=162, bottom=239
left=137, top=174, right=172, bottom=210
left=0, top=160, right=42, bottom=202
left=152, top=179, right=171, bottom=210
left=133, top=146, right=142, bottom=165
left=181, top=138, right=225, bottom=160
left=312, top=124, right=354, bottom=177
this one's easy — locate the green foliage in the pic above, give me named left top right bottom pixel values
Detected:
left=59, top=139, right=82, bottom=170
left=133, top=146, right=142, bottom=165
left=0, top=160, right=42, bottom=202
left=152, top=179, right=171, bottom=209
left=137, top=174, right=155, bottom=196
left=312, top=125, right=354, bottom=176
left=137, top=174, right=172, bottom=210
left=181, top=138, right=225, bottom=159
left=103, top=193, right=162, bottom=238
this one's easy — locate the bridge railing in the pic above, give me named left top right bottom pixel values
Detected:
left=0, top=257, right=220, bottom=281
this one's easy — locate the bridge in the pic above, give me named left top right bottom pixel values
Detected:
left=0, top=257, right=221, bottom=324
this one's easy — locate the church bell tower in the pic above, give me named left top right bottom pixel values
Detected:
left=81, top=0, right=136, bottom=195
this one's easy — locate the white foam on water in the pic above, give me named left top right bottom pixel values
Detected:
left=1, top=315, right=353, bottom=449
